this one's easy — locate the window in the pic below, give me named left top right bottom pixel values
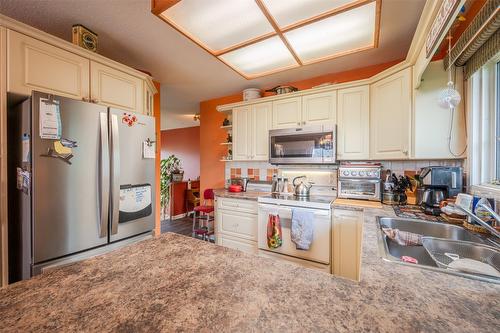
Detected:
left=467, top=55, right=500, bottom=187
left=496, top=61, right=500, bottom=180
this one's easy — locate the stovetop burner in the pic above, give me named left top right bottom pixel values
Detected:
left=258, top=193, right=334, bottom=210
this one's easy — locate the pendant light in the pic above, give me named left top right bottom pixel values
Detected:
left=438, top=35, right=462, bottom=109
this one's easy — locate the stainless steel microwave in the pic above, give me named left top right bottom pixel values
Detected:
left=269, top=125, right=336, bottom=164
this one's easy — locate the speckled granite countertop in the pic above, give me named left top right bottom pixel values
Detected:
left=0, top=208, right=499, bottom=332
left=213, top=188, right=266, bottom=200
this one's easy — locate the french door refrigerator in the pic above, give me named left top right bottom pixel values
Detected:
left=8, top=91, right=156, bottom=282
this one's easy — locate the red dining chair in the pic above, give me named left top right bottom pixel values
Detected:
left=192, top=189, right=215, bottom=241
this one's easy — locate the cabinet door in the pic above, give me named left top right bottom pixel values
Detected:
left=302, top=91, right=336, bottom=126
left=217, top=233, right=257, bottom=255
left=252, top=102, right=271, bottom=161
left=370, top=67, right=411, bottom=159
left=7, top=30, right=90, bottom=100
left=232, top=106, right=251, bottom=160
left=337, top=86, right=369, bottom=160
left=272, top=97, right=301, bottom=129
left=332, top=209, right=363, bottom=281
left=216, top=209, right=257, bottom=241
left=144, top=84, right=155, bottom=116
left=90, top=61, right=144, bottom=113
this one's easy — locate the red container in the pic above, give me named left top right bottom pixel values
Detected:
left=228, top=185, right=242, bottom=192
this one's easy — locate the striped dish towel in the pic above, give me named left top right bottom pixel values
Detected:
left=382, top=227, right=423, bottom=246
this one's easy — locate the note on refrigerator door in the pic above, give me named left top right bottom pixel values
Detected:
left=39, top=99, right=62, bottom=139
left=143, top=141, right=156, bottom=159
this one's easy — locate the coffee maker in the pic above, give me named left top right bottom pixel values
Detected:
left=419, top=166, right=463, bottom=215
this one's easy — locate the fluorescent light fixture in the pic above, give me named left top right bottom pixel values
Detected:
left=219, top=36, right=298, bottom=78
left=154, top=0, right=380, bottom=79
left=261, top=0, right=357, bottom=29
left=160, top=0, right=275, bottom=53
left=285, top=2, right=376, bottom=64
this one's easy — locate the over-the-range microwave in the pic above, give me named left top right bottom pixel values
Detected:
left=269, top=125, right=336, bottom=164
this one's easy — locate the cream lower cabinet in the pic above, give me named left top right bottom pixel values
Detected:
left=370, top=67, right=411, bottom=159
left=7, top=30, right=90, bottom=100
left=90, top=61, right=144, bottom=114
left=215, top=198, right=258, bottom=255
left=337, top=86, right=369, bottom=160
left=233, top=103, right=271, bottom=161
left=332, top=208, right=364, bottom=281
left=302, top=91, right=336, bottom=126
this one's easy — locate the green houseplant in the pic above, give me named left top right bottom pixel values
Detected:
left=160, top=155, right=182, bottom=215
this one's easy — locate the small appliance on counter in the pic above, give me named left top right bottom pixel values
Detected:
left=338, top=163, right=381, bottom=201
left=421, top=186, right=447, bottom=216
left=420, top=166, right=463, bottom=197
left=418, top=166, right=463, bottom=216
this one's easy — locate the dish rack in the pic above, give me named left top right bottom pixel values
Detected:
left=422, top=237, right=500, bottom=277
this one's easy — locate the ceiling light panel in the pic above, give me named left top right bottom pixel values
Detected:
left=284, top=2, right=376, bottom=64
left=219, top=36, right=298, bottom=77
left=261, top=0, right=358, bottom=28
left=160, top=0, right=275, bottom=53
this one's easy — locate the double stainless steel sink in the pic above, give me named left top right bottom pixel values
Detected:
left=377, top=217, right=500, bottom=283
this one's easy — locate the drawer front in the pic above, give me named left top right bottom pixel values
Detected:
left=217, top=234, right=257, bottom=255
left=217, top=198, right=257, bottom=214
left=216, top=210, right=257, bottom=240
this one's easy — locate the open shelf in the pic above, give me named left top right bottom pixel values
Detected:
left=220, top=142, right=233, bottom=145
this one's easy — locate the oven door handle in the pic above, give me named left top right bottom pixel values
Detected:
left=339, top=178, right=380, bottom=183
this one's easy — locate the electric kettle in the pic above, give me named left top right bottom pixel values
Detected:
left=293, top=176, right=312, bottom=197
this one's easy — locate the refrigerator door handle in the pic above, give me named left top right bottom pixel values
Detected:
left=110, top=114, right=120, bottom=235
left=99, top=113, right=110, bottom=238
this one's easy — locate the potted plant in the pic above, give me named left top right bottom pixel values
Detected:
left=160, top=155, right=183, bottom=216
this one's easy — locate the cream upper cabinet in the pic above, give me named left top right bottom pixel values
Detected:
left=302, top=91, right=336, bottom=126
left=332, top=209, right=363, bottom=281
left=90, top=61, right=144, bottom=114
left=337, top=86, right=369, bottom=160
left=234, top=103, right=270, bottom=161
left=370, top=67, right=411, bottom=159
left=272, top=97, right=301, bottom=129
left=252, top=102, right=271, bottom=161
left=413, top=61, right=466, bottom=159
left=232, top=106, right=251, bottom=161
left=7, top=30, right=90, bottom=100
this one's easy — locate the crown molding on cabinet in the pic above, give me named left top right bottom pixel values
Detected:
left=0, top=14, right=157, bottom=95
left=216, top=0, right=455, bottom=112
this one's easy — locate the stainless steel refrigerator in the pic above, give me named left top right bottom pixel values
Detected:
left=8, top=91, right=156, bottom=282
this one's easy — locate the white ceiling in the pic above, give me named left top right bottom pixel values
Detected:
left=0, top=0, right=426, bottom=130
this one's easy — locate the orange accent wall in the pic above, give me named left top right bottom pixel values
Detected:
left=154, top=81, right=161, bottom=236
left=199, top=59, right=401, bottom=198
left=161, top=126, right=200, bottom=181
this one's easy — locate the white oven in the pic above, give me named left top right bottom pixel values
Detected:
left=257, top=203, right=331, bottom=265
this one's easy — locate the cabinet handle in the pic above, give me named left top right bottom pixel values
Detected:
left=297, top=122, right=301, bottom=125
left=91, top=99, right=99, bottom=104
left=402, top=149, right=408, bottom=155
left=82, top=97, right=90, bottom=102
left=302, top=121, right=306, bottom=125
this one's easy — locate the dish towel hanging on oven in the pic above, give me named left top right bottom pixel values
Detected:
left=267, top=214, right=282, bottom=249
left=291, top=209, right=314, bottom=250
